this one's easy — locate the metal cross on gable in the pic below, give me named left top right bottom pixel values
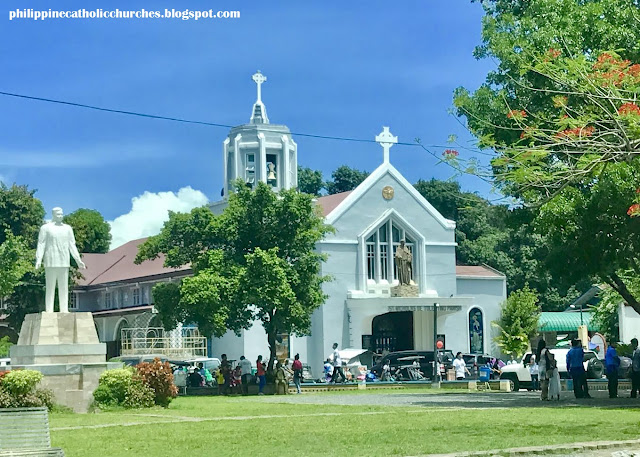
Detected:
left=375, top=126, right=398, bottom=164
left=252, top=70, right=267, bottom=102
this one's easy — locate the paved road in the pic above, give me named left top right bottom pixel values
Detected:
left=264, top=389, right=640, bottom=409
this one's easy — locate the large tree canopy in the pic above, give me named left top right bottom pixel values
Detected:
left=63, top=208, right=111, bottom=254
left=453, top=0, right=640, bottom=313
left=136, top=181, right=333, bottom=371
left=456, top=0, right=640, bottom=202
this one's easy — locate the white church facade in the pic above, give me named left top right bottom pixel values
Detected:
left=72, top=71, right=507, bottom=374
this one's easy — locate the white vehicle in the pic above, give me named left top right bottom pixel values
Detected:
left=500, top=348, right=604, bottom=391
left=184, top=357, right=221, bottom=372
left=0, top=358, right=9, bottom=369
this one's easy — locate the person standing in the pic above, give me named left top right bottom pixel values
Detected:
left=239, top=356, right=253, bottom=396
left=275, top=361, right=288, bottom=395
left=537, top=340, right=549, bottom=400
left=605, top=342, right=620, bottom=398
left=330, top=343, right=346, bottom=383
left=292, top=353, right=303, bottom=394
left=453, top=352, right=470, bottom=380
left=567, top=339, right=590, bottom=399
left=256, top=355, right=266, bottom=395
left=528, top=355, right=539, bottom=391
left=630, top=338, right=640, bottom=398
left=547, top=352, right=561, bottom=401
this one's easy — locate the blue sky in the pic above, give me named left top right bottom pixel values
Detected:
left=1, top=1, right=497, bottom=247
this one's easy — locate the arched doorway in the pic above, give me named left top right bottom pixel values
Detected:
left=372, top=311, right=414, bottom=353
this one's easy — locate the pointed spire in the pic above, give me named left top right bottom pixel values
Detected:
left=250, top=70, right=269, bottom=124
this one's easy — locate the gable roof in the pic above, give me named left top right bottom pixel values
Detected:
left=324, top=162, right=456, bottom=230
left=78, top=238, right=190, bottom=287
left=455, top=265, right=505, bottom=278
left=316, top=191, right=352, bottom=216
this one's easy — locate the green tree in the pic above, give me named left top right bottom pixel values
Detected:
left=63, top=208, right=112, bottom=254
left=136, top=181, right=333, bottom=372
left=493, top=286, right=541, bottom=358
left=0, top=231, right=32, bottom=299
left=413, top=178, right=585, bottom=309
left=0, top=184, right=45, bottom=247
left=297, top=166, right=324, bottom=196
left=0, top=336, right=13, bottom=358
left=0, top=184, right=44, bottom=327
left=325, top=165, right=369, bottom=195
left=453, top=0, right=640, bottom=313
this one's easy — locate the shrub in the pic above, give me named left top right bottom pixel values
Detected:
left=123, top=379, right=154, bottom=408
left=0, top=370, right=54, bottom=410
left=1, top=370, right=43, bottom=396
left=136, top=359, right=178, bottom=407
left=93, top=367, right=154, bottom=409
left=94, top=368, right=134, bottom=405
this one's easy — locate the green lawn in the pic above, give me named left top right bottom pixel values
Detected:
left=50, top=394, right=640, bottom=457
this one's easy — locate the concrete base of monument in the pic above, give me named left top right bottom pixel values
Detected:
left=10, top=312, right=122, bottom=413
left=390, top=284, right=419, bottom=297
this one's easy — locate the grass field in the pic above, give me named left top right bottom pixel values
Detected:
left=50, top=393, right=640, bottom=457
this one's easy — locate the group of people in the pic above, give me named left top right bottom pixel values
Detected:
left=176, top=352, right=305, bottom=396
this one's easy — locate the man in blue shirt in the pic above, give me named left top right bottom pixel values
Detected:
left=566, top=339, right=590, bottom=398
left=605, top=342, right=621, bottom=398
left=631, top=338, right=640, bottom=398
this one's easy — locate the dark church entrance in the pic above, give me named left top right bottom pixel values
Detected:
left=371, top=311, right=414, bottom=353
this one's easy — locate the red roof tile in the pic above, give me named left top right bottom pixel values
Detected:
left=455, top=265, right=504, bottom=278
left=316, top=191, right=352, bottom=216
left=78, top=238, right=190, bottom=287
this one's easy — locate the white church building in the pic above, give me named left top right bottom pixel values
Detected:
left=73, top=72, right=507, bottom=375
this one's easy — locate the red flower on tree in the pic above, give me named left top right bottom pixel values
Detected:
left=556, top=126, right=595, bottom=138
left=627, top=203, right=640, bottom=217
left=548, top=48, right=561, bottom=58
left=618, top=103, right=640, bottom=116
left=443, top=149, right=459, bottom=158
left=507, top=110, right=527, bottom=119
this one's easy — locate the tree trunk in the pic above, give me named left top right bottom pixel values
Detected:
left=605, top=273, right=640, bottom=315
left=267, top=330, right=277, bottom=375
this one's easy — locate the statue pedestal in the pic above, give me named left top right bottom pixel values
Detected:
left=10, top=313, right=121, bottom=413
left=390, top=284, right=419, bottom=297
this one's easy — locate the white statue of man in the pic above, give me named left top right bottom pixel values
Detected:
left=35, top=207, right=86, bottom=313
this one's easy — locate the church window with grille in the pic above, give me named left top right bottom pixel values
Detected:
left=365, top=221, right=415, bottom=283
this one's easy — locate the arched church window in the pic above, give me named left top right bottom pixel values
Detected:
left=365, top=220, right=415, bottom=284
left=469, top=308, right=483, bottom=354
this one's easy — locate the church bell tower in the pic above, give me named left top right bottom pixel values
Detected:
left=221, top=71, right=298, bottom=199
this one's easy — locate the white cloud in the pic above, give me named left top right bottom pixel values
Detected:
left=109, top=187, right=209, bottom=250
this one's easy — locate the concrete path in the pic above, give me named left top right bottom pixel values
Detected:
left=262, top=389, right=640, bottom=409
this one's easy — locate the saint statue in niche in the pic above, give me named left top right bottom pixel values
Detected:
left=394, top=239, right=412, bottom=285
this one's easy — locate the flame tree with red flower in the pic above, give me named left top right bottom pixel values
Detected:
left=449, top=0, right=640, bottom=314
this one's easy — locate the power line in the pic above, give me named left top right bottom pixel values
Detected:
left=0, top=89, right=444, bottom=148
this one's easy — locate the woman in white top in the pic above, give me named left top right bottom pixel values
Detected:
left=536, top=339, right=549, bottom=400
left=547, top=352, right=561, bottom=401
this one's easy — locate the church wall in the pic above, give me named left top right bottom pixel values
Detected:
left=455, top=277, right=506, bottom=356
left=310, top=243, right=358, bottom=375
left=424, top=245, right=457, bottom=297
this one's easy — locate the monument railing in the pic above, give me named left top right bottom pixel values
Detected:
left=120, top=327, right=207, bottom=358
